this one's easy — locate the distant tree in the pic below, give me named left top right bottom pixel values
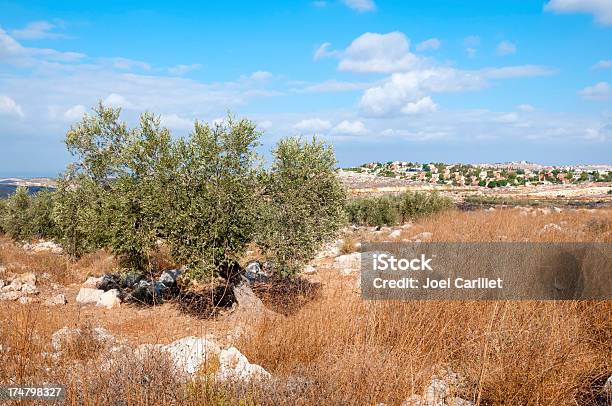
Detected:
left=1, top=187, right=32, bottom=240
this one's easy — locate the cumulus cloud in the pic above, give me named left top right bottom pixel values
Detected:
left=341, top=0, right=376, bottom=12
left=0, top=95, right=24, bottom=118
left=416, top=38, right=441, bottom=51
left=496, top=40, right=517, bottom=56
left=338, top=32, right=420, bottom=73
left=580, top=82, right=610, bottom=100
left=593, top=60, right=612, bottom=69
left=359, top=65, right=553, bottom=117
left=103, top=93, right=133, bottom=109
left=63, top=104, right=86, bottom=121
left=332, top=120, right=368, bottom=136
left=545, top=0, right=612, bottom=25
left=10, top=21, right=66, bottom=40
left=106, top=57, right=151, bottom=71
left=401, top=96, right=438, bottom=114
left=294, top=118, right=332, bottom=132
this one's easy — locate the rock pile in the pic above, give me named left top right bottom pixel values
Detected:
left=22, top=240, right=63, bottom=254
left=0, top=272, right=39, bottom=301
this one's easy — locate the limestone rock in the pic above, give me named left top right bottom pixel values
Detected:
left=76, top=288, right=104, bottom=305
left=96, top=289, right=121, bottom=309
left=216, top=346, right=271, bottom=382
left=44, top=294, right=67, bottom=306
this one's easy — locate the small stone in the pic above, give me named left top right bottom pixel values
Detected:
left=82, top=276, right=103, bottom=288
left=0, top=291, right=21, bottom=301
left=44, top=294, right=67, bottom=306
left=18, top=296, right=37, bottom=304
left=76, top=288, right=104, bottom=305
left=216, top=346, right=271, bottom=382
left=302, top=265, right=317, bottom=275
left=96, top=289, right=121, bottom=309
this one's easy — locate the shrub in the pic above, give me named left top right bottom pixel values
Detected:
left=346, top=191, right=452, bottom=226
left=257, top=137, right=347, bottom=276
left=28, top=189, right=59, bottom=239
left=1, top=187, right=32, bottom=240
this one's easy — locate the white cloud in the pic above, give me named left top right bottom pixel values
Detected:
left=0, top=26, right=84, bottom=66
left=249, top=70, right=272, bottom=81
left=10, top=21, right=65, bottom=40
left=496, top=40, right=517, bottom=56
left=338, top=32, right=420, bottom=73
left=103, top=93, right=134, bottom=109
left=545, top=0, right=612, bottom=25
left=359, top=65, right=553, bottom=117
left=341, top=0, right=376, bottom=12
left=580, top=82, right=610, bottom=100
left=294, top=118, right=332, bottom=132
left=416, top=38, right=441, bottom=51
left=313, top=42, right=339, bottom=60
left=593, top=60, right=612, bottom=69
left=0, top=95, right=24, bottom=118
left=168, top=64, right=202, bottom=75
left=332, top=120, right=368, bottom=136
left=401, top=96, right=438, bottom=114
left=496, top=113, right=519, bottom=123
left=517, top=104, right=536, bottom=112
left=160, top=113, right=194, bottom=130
left=63, top=104, right=86, bottom=121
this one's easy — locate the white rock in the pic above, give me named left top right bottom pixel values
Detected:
left=0, top=291, right=21, bottom=301
left=23, top=240, right=63, bottom=254
left=216, top=346, right=271, bottom=382
left=302, top=265, right=317, bottom=275
left=20, top=283, right=38, bottom=295
left=0, top=280, right=4, bottom=289
left=96, top=289, right=121, bottom=309
left=334, top=252, right=361, bottom=275
left=139, top=336, right=220, bottom=376
left=553, top=206, right=562, bottom=213
left=76, top=288, right=104, bottom=304
left=18, top=296, right=36, bottom=304
left=13, top=272, right=36, bottom=286
left=44, top=294, right=67, bottom=306
left=388, top=229, right=402, bottom=239
left=82, top=276, right=103, bottom=288
left=539, top=223, right=562, bottom=235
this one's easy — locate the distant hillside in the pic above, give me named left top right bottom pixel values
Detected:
left=0, top=185, right=54, bottom=199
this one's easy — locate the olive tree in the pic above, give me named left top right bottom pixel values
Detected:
left=258, top=137, right=346, bottom=276
left=162, top=117, right=261, bottom=281
left=1, top=186, right=31, bottom=240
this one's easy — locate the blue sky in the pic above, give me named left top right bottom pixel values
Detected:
left=0, top=0, right=611, bottom=176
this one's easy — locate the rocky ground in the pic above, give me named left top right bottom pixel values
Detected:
left=1, top=206, right=611, bottom=405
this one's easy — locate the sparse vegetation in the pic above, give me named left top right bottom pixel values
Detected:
left=345, top=191, right=452, bottom=226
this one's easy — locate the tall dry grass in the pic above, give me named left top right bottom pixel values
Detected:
left=0, top=208, right=610, bottom=405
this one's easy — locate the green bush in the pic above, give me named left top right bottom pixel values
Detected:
left=346, top=191, right=452, bottom=226
left=1, top=186, right=31, bottom=240
left=257, top=137, right=346, bottom=276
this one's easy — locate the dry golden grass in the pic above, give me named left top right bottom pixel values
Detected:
left=0, top=207, right=610, bottom=405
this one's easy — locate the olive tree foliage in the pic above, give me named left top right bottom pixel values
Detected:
left=257, top=137, right=347, bottom=276
left=56, top=103, right=174, bottom=268
left=163, top=118, right=262, bottom=280
left=1, top=187, right=31, bottom=240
